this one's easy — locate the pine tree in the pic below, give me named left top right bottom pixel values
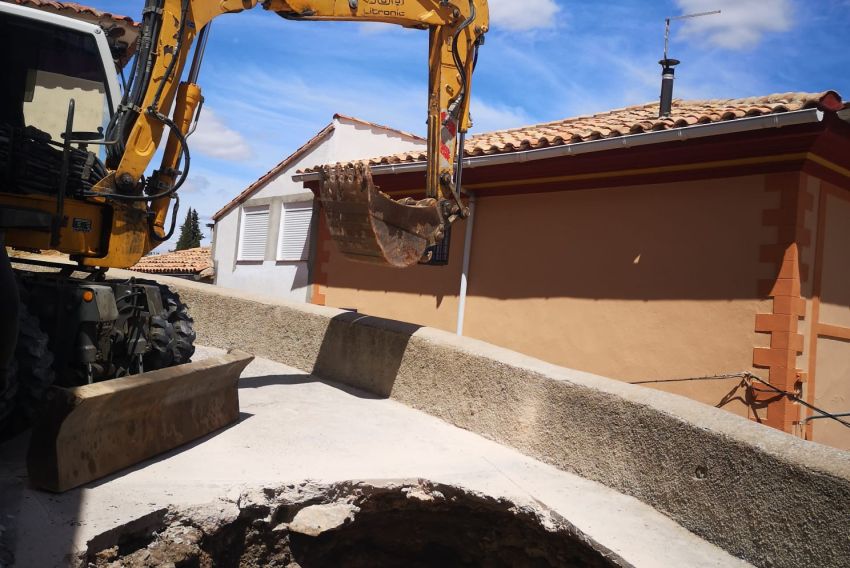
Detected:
left=190, top=209, right=205, bottom=247
left=175, top=208, right=204, bottom=250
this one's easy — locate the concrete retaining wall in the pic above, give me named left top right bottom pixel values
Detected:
left=124, top=272, right=850, bottom=568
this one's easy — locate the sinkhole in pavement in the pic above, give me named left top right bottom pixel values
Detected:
left=82, top=480, right=620, bottom=567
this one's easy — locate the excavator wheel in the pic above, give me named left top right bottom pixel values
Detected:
left=157, top=284, right=196, bottom=365
left=132, top=281, right=196, bottom=369
left=0, top=300, right=55, bottom=440
left=0, top=364, right=19, bottom=436
left=143, top=314, right=175, bottom=370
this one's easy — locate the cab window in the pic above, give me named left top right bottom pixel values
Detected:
left=1, top=12, right=111, bottom=142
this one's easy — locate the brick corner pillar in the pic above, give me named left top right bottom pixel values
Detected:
left=753, top=243, right=806, bottom=432
left=753, top=175, right=814, bottom=433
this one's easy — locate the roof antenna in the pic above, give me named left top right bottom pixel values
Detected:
left=659, top=10, right=721, bottom=118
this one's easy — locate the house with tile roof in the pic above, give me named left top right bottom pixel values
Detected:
left=131, top=247, right=213, bottom=282
left=297, top=91, right=850, bottom=451
left=210, top=114, right=426, bottom=302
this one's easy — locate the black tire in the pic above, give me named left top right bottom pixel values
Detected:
left=0, top=362, right=19, bottom=435
left=158, top=284, right=196, bottom=365
left=131, top=279, right=197, bottom=368
left=143, top=314, right=175, bottom=371
left=0, top=302, right=55, bottom=438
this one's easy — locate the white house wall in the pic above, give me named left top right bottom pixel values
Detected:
left=212, top=118, right=425, bottom=302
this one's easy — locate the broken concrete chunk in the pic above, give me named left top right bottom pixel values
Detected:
left=176, top=499, right=240, bottom=535
left=288, top=503, right=359, bottom=537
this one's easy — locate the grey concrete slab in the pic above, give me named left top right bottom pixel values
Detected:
left=0, top=348, right=749, bottom=567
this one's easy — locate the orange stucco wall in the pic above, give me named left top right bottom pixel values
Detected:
left=819, top=191, right=850, bottom=328
left=809, top=186, right=850, bottom=450
left=322, top=218, right=465, bottom=333
left=322, top=175, right=779, bottom=418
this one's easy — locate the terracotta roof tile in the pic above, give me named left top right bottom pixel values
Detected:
left=132, top=247, right=211, bottom=275
left=301, top=91, right=846, bottom=173
left=4, top=0, right=138, bottom=26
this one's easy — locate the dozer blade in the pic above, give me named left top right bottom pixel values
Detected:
left=319, top=163, right=443, bottom=268
left=27, top=349, right=254, bottom=492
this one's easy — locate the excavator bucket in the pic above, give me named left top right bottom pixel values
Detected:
left=27, top=349, right=253, bottom=492
left=319, top=163, right=443, bottom=268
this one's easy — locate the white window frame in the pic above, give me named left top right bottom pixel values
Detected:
left=277, top=201, right=314, bottom=262
left=238, top=205, right=270, bottom=262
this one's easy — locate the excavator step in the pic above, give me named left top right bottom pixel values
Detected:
left=27, top=349, right=253, bottom=492
left=319, top=163, right=443, bottom=268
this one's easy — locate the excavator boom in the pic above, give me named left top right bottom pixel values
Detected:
left=90, top=0, right=488, bottom=269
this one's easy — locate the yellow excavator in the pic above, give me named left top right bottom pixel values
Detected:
left=0, top=0, right=488, bottom=491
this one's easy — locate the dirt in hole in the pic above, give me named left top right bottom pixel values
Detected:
left=80, top=480, right=625, bottom=568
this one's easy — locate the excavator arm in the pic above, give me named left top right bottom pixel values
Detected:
left=87, top=0, right=488, bottom=268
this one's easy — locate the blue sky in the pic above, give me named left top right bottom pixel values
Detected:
left=87, top=0, right=850, bottom=250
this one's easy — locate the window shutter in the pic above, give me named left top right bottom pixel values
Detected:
left=278, top=204, right=313, bottom=261
left=238, top=206, right=269, bottom=261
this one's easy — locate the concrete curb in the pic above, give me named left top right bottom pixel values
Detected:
left=118, top=272, right=850, bottom=568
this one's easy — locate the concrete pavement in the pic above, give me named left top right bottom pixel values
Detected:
left=0, top=347, right=749, bottom=567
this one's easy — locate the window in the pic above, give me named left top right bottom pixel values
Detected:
left=238, top=206, right=269, bottom=261
left=278, top=202, right=313, bottom=261
left=1, top=12, right=112, bottom=142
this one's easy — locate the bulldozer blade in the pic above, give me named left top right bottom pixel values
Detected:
left=27, top=349, right=254, bottom=492
left=319, top=163, right=443, bottom=268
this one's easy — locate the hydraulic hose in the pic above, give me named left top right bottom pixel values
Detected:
left=106, top=0, right=164, bottom=166
left=446, top=0, right=477, bottom=124
left=150, top=0, right=191, bottom=112
left=88, top=112, right=191, bottom=202
left=149, top=193, right=180, bottom=243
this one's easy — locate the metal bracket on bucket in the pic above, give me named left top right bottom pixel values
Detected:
left=319, top=163, right=444, bottom=268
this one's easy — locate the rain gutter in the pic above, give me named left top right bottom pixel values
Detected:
left=292, top=108, right=825, bottom=184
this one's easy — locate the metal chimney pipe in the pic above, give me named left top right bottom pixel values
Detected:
left=658, top=58, right=680, bottom=118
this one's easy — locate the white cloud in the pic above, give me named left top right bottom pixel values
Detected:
left=470, top=98, right=533, bottom=132
left=205, top=67, right=427, bottom=158
left=189, top=108, right=253, bottom=161
left=674, top=0, right=794, bottom=49
left=180, top=174, right=210, bottom=194
left=358, top=22, right=391, bottom=35
left=488, top=0, right=560, bottom=32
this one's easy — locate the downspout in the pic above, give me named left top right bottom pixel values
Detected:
left=456, top=192, right=476, bottom=336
